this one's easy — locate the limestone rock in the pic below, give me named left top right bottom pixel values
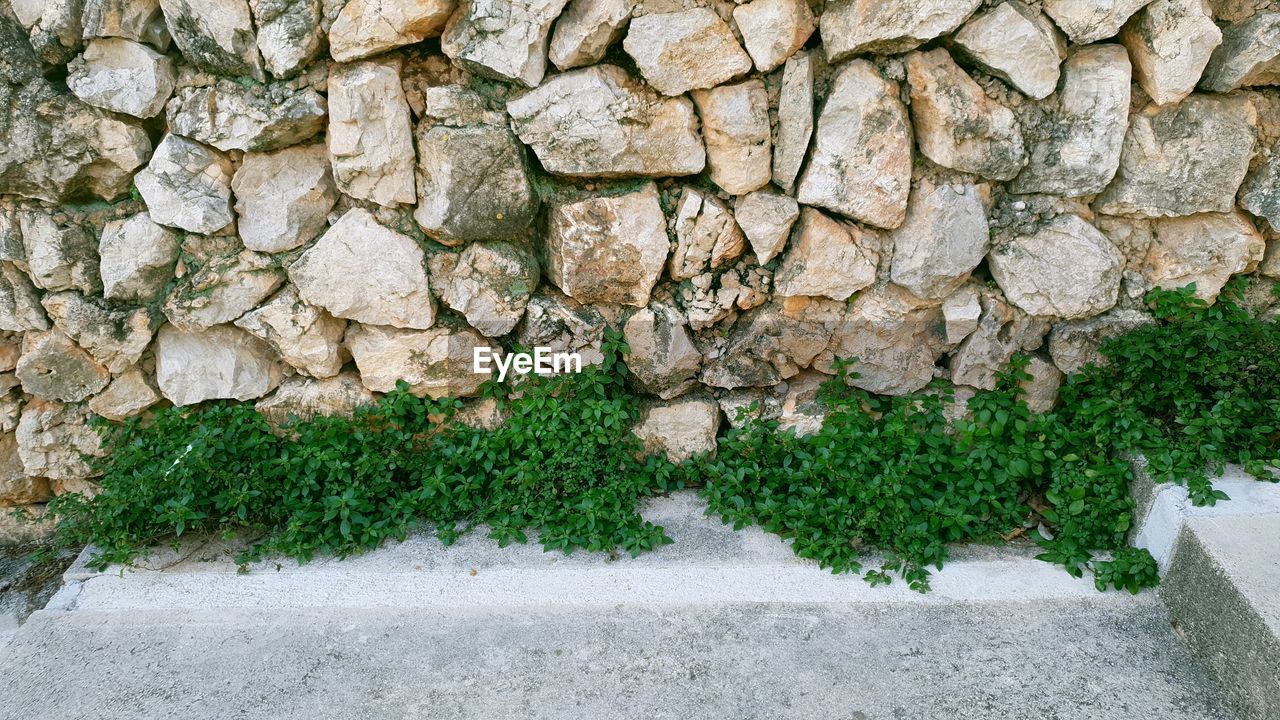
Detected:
left=15, top=0, right=83, bottom=64
left=632, top=395, right=719, bottom=461
left=16, top=331, right=110, bottom=403
left=155, top=323, right=285, bottom=406
left=990, top=215, right=1123, bottom=319
left=1095, top=95, right=1257, bottom=217
left=1020, top=356, right=1064, bottom=413
left=159, top=0, right=265, bottom=79
left=346, top=323, right=494, bottom=398
left=67, top=38, right=176, bottom=119
left=669, top=189, right=746, bottom=281
left=699, top=298, right=841, bottom=389
left=548, top=0, right=633, bottom=70
left=134, top=134, right=235, bottom=234
left=1134, top=211, right=1266, bottom=300
left=98, top=212, right=180, bottom=303
left=1120, top=0, right=1222, bottom=105
left=163, top=250, right=285, bottom=331
left=774, top=208, right=878, bottom=301
left=441, top=0, right=569, bottom=87
left=821, top=0, right=981, bottom=60
left=19, top=213, right=101, bottom=294
left=623, top=300, right=701, bottom=399
left=732, top=0, right=814, bottom=73
left=734, top=191, right=799, bottom=266
left=41, top=291, right=156, bottom=374
left=251, top=0, right=324, bottom=77
left=622, top=9, right=751, bottom=96
left=889, top=180, right=989, bottom=301
left=772, top=51, right=813, bottom=194
left=1200, top=13, right=1280, bottom=91
left=950, top=291, right=1049, bottom=390
left=507, top=64, right=704, bottom=178
left=545, top=184, right=669, bottom=307
left=0, top=263, right=50, bottom=332
left=329, top=0, right=454, bottom=62
left=87, top=367, right=161, bottom=421
left=1042, top=0, right=1153, bottom=44
left=0, top=433, right=50, bottom=506
left=328, top=59, right=417, bottom=206
left=942, top=285, right=982, bottom=345
left=256, top=373, right=376, bottom=425
left=1012, top=45, right=1132, bottom=196
left=234, top=285, right=349, bottom=378
left=166, top=81, right=327, bottom=153
left=692, top=79, right=771, bottom=195
left=952, top=1, right=1065, bottom=100
left=82, top=0, right=171, bottom=48
left=429, top=241, right=540, bottom=337
left=906, top=49, right=1026, bottom=181
left=516, top=288, right=611, bottom=368
left=716, top=371, right=828, bottom=435
left=16, top=400, right=105, bottom=480
left=232, top=144, right=337, bottom=253
left=1241, top=148, right=1280, bottom=228
left=1048, top=307, right=1155, bottom=373
left=796, top=60, right=912, bottom=230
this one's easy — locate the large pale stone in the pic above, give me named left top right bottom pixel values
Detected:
left=19, top=213, right=101, bottom=294
left=1120, top=0, right=1222, bottom=105
left=162, top=250, right=285, bottom=331
left=774, top=208, right=878, bottom=301
left=507, top=64, right=704, bottom=178
left=87, top=367, right=161, bottom=421
left=1241, top=148, right=1280, bottom=228
left=796, top=60, right=912, bottom=230
left=669, top=189, right=746, bottom=281
left=632, top=395, right=719, bottom=462
left=251, top=0, right=324, bottom=77
left=1020, top=356, right=1064, bottom=413
left=429, top=241, right=540, bottom=337
left=1042, top=0, right=1153, bottom=44
left=1200, top=12, right=1280, bottom=91
left=289, top=208, right=435, bottom=329
left=441, top=0, right=569, bottom=86
left=155, top=323, right=284, bottom=406
left=328, top=59, right=417, bottom=207
left=942, top=284, right=982, bottom=344
left=166, top=81, right=326, bottom=153
left=82, top=0, right=170, bottom=48
left=1121, top=211, right=1267, bottom=300
left=329, top=0, right=455, bottom=62
left=623, top=301, right=701, bottom=399
left=1095, top=94, right=1257, bottom=217
left=821, top=0, right=981, bottom=60
left=889, top=180, right=989, bottom=301
left=16, top=331, right=110, bottom=402
left=346, top=323, right=494, bottom=399
left=1048, top=307, right=1154, bottom=373
left=98, top=212, right=179, bottom=303
left=733, top=0, right=814, bottom=73
left=232, top=144, right=337, bottom=253
left=16, top=400, right=105, bottom=480
left=0, top=263, right=49, bottom=332
left=15, top=0, right=83, bottom=64
left=548, top=0, right=633, bottom=70
left=953, top=1, right=1065, bottom=100
left=622, top=9, right=751, bottom=96
left=255, top=373, right=375, bottom=425
left=234, top=285, right=349, bottom=378
left=734, top=191, right=799, bottom=266
left=1012, top=45, right=1132, bottom=196
left=67, top=38, right=176, bottom=118
left=159, top=0, right=265, bottom=79
left=516, top=288, right=610, bottom=368
left=717, top=370, right=829, bottom=435
left=134, top=134, right=234, bottom=234
left=990, top=215, right=1124, bottom=319
left=907, top=49, right=1026, bottom=181
left=772, top=51, right=813, bottom=194
left=692, top=79, right=771, bottom=195
left=950, top=291, right=1049, bottom=390
left=41, top=291, right=156, bottom=374
left=545, top=184, right=668, bottom=307
left=0, top=433, right=50, bottom=506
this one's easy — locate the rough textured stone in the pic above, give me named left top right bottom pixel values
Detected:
left=942, top=284, right=982, bottom=345
left=98, top=212, right=180, bottom=303
left=733, top=0, right=814, bottom=73
left=772, top=51, right=813, bottom=193
left=796, top=60, right=912, bottom=230
left=821, top=0, right=980, bottom=60
left=950, top=291, right=1049, bottom=390
left=155, top=323, right=284, bottom=406
left=329, top=0, right=455, bottom=62
left=15, top=400, right=105, bottom=480
left=82, top=0, right=170, bottom=48
left=15, top=0, right=83, bottom=64
left=507, top=64, right=704, bottom=178
left=516, top=288, right=611, bottom=368
left=232, top=144, right=337, bottom=253
left=429, top=241, right=540, bottom=337
left=347, top=323, right=494, bottom=398
left=1042, top=0, right=1153, bottom=44
left=990, top=215, right=1124, bottom=319
left=774, top=208, right=878, bottom=301
left=953, top=1, right=1065, bottom=100
left=734, top=191, right=799, bottom=266
left=67, top=38, right=176, bottom=118
left=166, top=81, right=326, bottom=153
left=0, top=433, right=50, bottom=506
left=907, top=49, right=1026, bottom=181
left=19, top=213, right=101, bottom=295
left=134, top=134, right=234, bottom=234
left=1012, top=45, right=1132, bottom=196
left=632, top=395, right=719, bottom=461
left=1020, top=355, right=1064, bottom=413
left=289, top=208, right=435, bottom=329
left=87, top=367, right=161, bottom=420
left=159, top=0, right=265, bottom=79
left=699, top=297, right=841, bottom=389
left=0, top=263, right=50, bottom=332
left=235, top=285, right=349, bottom=378
left=1048, top=307, right=1155, bottom=374
left=669, top=189, right=746, bottom=281
left=1121, top=211, right=1267, bottom=300
left=1241, top=148, right=1280, bottom=228
left=623, top=300, right=701, bottom=400
left=1095, top=95, right=1257, bottom=218
left=441, top=0, right=569, bottom=86
left=692, top=80, right=771, bottom=195
left=545, top=184, right=669, bottom=307
left=162, top=250, right=285, bottom=331
left=328, top=59, right=417, bottom=207
left=623, top=9, right=751, bottom=96
left=255, top=372, right=375, bottom=425
left=889, top=180, right=989, bottom=301
left=1120, top=0, right=1222, bottom=105
left=548, top=0, right=632, bottom=70
left=42, top=291, right=156, bottom=374
left=251, top=0, right=324, bottom=77
left=16, top=330, right=110, bottom=403
left=1200, top=13, right=1280, bottom=91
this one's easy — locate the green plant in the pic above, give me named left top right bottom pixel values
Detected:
left=1091, top=548, right=1160, bottom=594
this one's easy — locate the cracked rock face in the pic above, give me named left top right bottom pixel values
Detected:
left=330, top=0, right=455, bottom=62
left=548, top=0, right=632, bottom=70
left=1042, top=0, right=1153, bottom=45
left=821, top=0, right=980, bottom=61
left=623, top=9, right=752, bottom=96
left=42, top=291, right=156, bottom=375
left=1200, top=13, right=1280, bottom=91
left=1240, top=148, right=1280, bottom=228
left=1120, top=0, right=1222, bottom=106
left=19, top=213, right=101, bottom=295
left=733, top=0, right=813, bottom=73
left=889, top=180, right=989, bottom=302
left=1048, top=307, right=1154, bottom=374
left=692, top=79, right=771, bottom=196
left=162, top=249, right=285, bottom=331
left=429, top=241, right=540, bottom=337
left=698, top=297, right=840, bottom=389
left=950, top=290, right=1048, bottom=390
left=346, top=323, right=496, bottom=398
left=232, top=144, right=337, bottom=253
left=155, top=323, right=285, bottom=406
left=159, top=0, right=265, bottom=79
left=0, top=263, right=50, bottom=332
left=774, top=208, right=878, bottom=301
left=989, top=215, right=1124, bottom=320
left=166, top=80, right=327, bottom=153
left=632, top=394, right=719, bottom=462
left=772, top=51, right=813, bottom=194
left=67, top=37, right=176, bottom=118
left=16, top=400, right=105, bottom=480
left=623, top=300, right=701, bottom=399
left=255, top=373, right=375, bottom=425
left=1103, top=210, right=1267, bottom=300
left=82, top=0, right=171, bottom=49
left=88, top=367, right=161, bottom=421
left=328, top=58, right=417, bottom=207
left=234, top=285, right=349, bottom=378
left=442, top=0, right=570, bottom=87
left=669, top=188, right=746, bottom=282
left=735, top=191, right=799, bottom=266
left=99, top=212, right=180, bottom=303
left=952, top=1, right=1065, bottom=100
left=251, top=0, right=324, bottom=78
left=16, top=330, right=110, bottom=403
left=134, top=134, right=235, bottom=234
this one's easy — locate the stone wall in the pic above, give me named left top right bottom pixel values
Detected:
left=2, top=0, right=1280, bottom=527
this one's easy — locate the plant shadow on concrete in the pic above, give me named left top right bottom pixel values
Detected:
left=33, top=282, right=1280, bottom=593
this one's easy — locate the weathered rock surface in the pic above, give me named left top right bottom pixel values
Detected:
left=329, top=0, right=455, bottom=62
left=733, top=0, right=814, bottom=73
left=950, top=291, right=1048, bottom=390
left=19, top=213, right=101, bottom=294
left=907, top=49, right=1026, bottom=181
left=232, top=144, right=337, bottom=253
left=623, top=301, right=701, bottom=399
left=441, top=0, right=569, bottom=86
left=0, top=433, right=50, bottom=506
left=952, top=1, right=1065, bottom=100
left=1241, top=148, right=1280, bottom=228
left=16, top=330, right=110, bottom=403
left=623, top=9, right=751, bottom=96
left=42, top=291, right=156, bottom=374
left=155, top=323, right=284, bottom=406
left=163, top=250, right=285, bottom=331
left=734, top=191, right=799, bottom=266
left=234, top=285, right=349, bottom=378
left=251, top=0, right=324, bottom=77
left=699, top=297, right=841, bottom=389
left=1107, top=211, right=1267, bottom=300
left=0, top=263, right=50, bottom=332
left=87, top=367, right=161, bottom=420
left=942, top=285, right=982, bottom=344
left=346, top=323, right=494, bottom=398
left=669, top=189, right=746, bottom=281
left=289, top=208, right=435, bottom=329
left=507, top=64, right=704, bottom=178
left=15, top=0, right=83, bottom=64
left=1120, top=0, right=1222, bottom=106
left=821, top=0, right=981, bottom=60
left=772, top=51, right=813, bottom=193
left=1042, top=0, right=1153, bottom=44
left=166, top=81, right=326, bottom=153
left=134, top=134, right=234, bottom=234
left=1095, top=94, right=1257, bottom=217
left=328, top=59, right=417, bottom=207
left=255, top=372, right=375, bottom=425
left=1020, top=355, right=1064, bottom=413
left=692, top=80, right=771, bottom=195
left=796, top=60, right=912, bottom=230
left=82, top=0, right=171, bottom=48
left=98, top=212, right=180, bottom=303
left=1048, top=307, right=1155, bottom=373
left=545, top=184, right=669, bottom=307
left=774, top=208, right=878, bottom=301
left=889, top=180, right=989, bottom=301
left=16, top=400, right=105, bottom=480
left=429, top=241, right=540, bottom=337
left=516, top=288, right=611, bottom=368
left=1200, top=13, right=1280, bottom=91
left=159, top=0, right=265, bottom=79
left=990, top=215, right=1124, bottom=319
left=67, top=38, right=176, bottom=118
left=632, top=394, right=720, bottom=461
left=548, top=0, right=632, bottom=70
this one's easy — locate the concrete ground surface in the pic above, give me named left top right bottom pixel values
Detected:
left=0, top=493, right=1241, bottom=720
